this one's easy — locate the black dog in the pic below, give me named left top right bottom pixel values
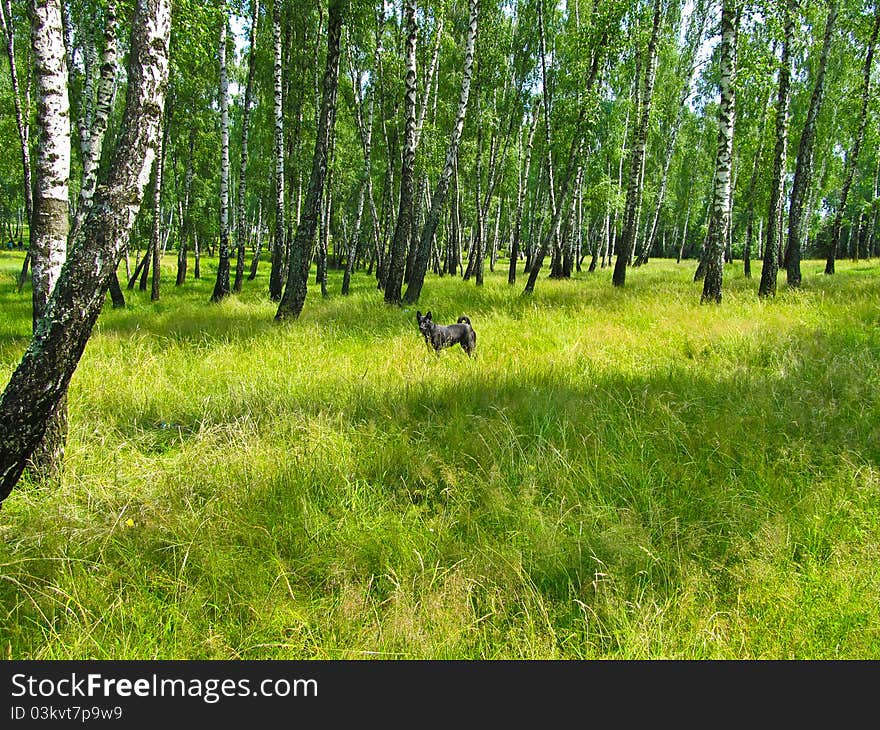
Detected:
left=416, top=310, right=476, bottom=357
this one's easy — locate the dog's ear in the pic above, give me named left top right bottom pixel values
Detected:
left=426, top=310, right=432, bottom=320
left=416, top=310, right=422, bottom=321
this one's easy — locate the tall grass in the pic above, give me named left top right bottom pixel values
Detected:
left=1, top=250, right=879, bottom=658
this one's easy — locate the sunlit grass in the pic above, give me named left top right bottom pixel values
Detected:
left=1, top=249, right=879, bottom=658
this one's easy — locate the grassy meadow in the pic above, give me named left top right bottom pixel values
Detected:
left=1, top=249, right=879, bottom=659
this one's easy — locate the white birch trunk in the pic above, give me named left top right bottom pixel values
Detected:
left=700, top=0, right=736, bottom=303
left=29, top=0, right=71, bottom=324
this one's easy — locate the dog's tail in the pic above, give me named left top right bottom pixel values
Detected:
left=457, top=316, right=472, bottom=326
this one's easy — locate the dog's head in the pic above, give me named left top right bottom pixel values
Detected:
left=416, top=310, right=433, bottom=339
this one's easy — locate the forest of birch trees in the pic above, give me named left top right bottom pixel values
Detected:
left=1, top=0, right=879, bottom=500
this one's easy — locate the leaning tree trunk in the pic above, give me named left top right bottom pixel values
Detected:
left=383, top=0, right=418, bottom=305
left=758, top=0, right=794, bottom=298
left=233, top=0, right=259, bottom=293
left=700, top=0, right=736, bottom=303
left=785, top=0, right=837, bottom=288
left=403, top=0, right=478, bottom=305
left=211, top=18, right=231, bottom=302
left=825, top=6, right=879, bottom=275
left=613, top=0, right=662, bottom=287
left=26, top=0, right=71, bottom=480
left=268, top=0, right=285, bottom=301
left=0, top=0, right=171, bottom=507
left=276, top=0, right=344, bottom=320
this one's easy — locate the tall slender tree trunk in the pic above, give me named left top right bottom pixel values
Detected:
left=404, top=0, right=478, bottom=304
left=758, top=0, right=794, bottom=298
left=636, top=0, right=706, bottom=267
left=0, top=0, right=171, bottom=506
left=176, top=129, right=194, bottom=285
left=613, top=0, right=662, bottom=287
left=268, top=0, right=285, bottom=301
left=69, top=0, right=117, bottom=247
left=234, top=0, right=259, bottom=293
left=383, top=0, right=417, bottom=304
left=26, top=0, right=71, bottom=479
left=677, top=194, right=690, bottom=263
left=825, top=5, right=879, bottom=275
left=276, top=0, right=344, bottom=319
left=316, top=123, right=335, bottom=297
left=742, top=90, right=772, bottom=279
left=248, top=201, right=263, bottom=279
left=1, top=0, right=35, bottom=292
left=343, top=46, right=376, bottom=296
left=211, top=18, right=231, bottom=302
left=785, top=1, right=837, bottom=287
left=509, top=108, right=538, bottom=284
left=865, top=156, right=880, bottom=259
left=523, top=23, right=609, bottom=294
left=150, top=113, right=167, bottom=301
left=700, top=0, right=736, bottom=303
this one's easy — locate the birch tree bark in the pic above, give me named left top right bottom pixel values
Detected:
left=276, top=0, right=345, bottom=319
left=700, top=0, right=736, bottom=303
left=509, top=108, right=538, bottom=285
left=150, top=110, right=167, bottom=302
left=784, top=1, right=837, bottom=287
left=268, top=0, right=285, bottom=301
left=211, top=17, right=231, bottom=302
left=613, top=0, right=662, bottom=287
left=383, top=0, right=418, bottom=304
left=1, top=0, right=34, bottom=231
left=404, top=0, right=478, bottom=305
left=758, top=0, right=794, bottom=298
left=176, top=129, right=194, bottom=285
left=26, top=0, right=71, bottom=477
left=68, top=0, right=117, bottom=248
left=635, top=0, right=706, bottom=266
left=0, top=0, right=171, bottom=506
left=234, top=0, right=259, bottom=293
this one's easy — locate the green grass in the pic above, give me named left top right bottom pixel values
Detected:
left=1, top=249, right=879, bottom=659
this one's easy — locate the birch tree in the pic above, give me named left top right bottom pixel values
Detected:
left=700, top=0, right=736, bottom=303
left=383, top=0, right=418, bottom=304
left=268, top=0, right=285, bottom=301
left=783, top=1, right=837, bottom=287
left=824, top=5, right=880, bottom=276
left=0, top=0, right=171, bottom=505
left=612, top=0, right=663, bottom=288
left=276, top=0, right=345, bottom=319
left=233, top=0, right=259, bottom=294
left=404, top=0, right=479, bottom=305
left=758, top=0, right=794, bottom=298
left=210, top=16, right=231, bottom=302
left=26, top=0, right=70, bottom=476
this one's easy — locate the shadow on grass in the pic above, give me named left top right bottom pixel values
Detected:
left=2, top=259, right=879, bottom=656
